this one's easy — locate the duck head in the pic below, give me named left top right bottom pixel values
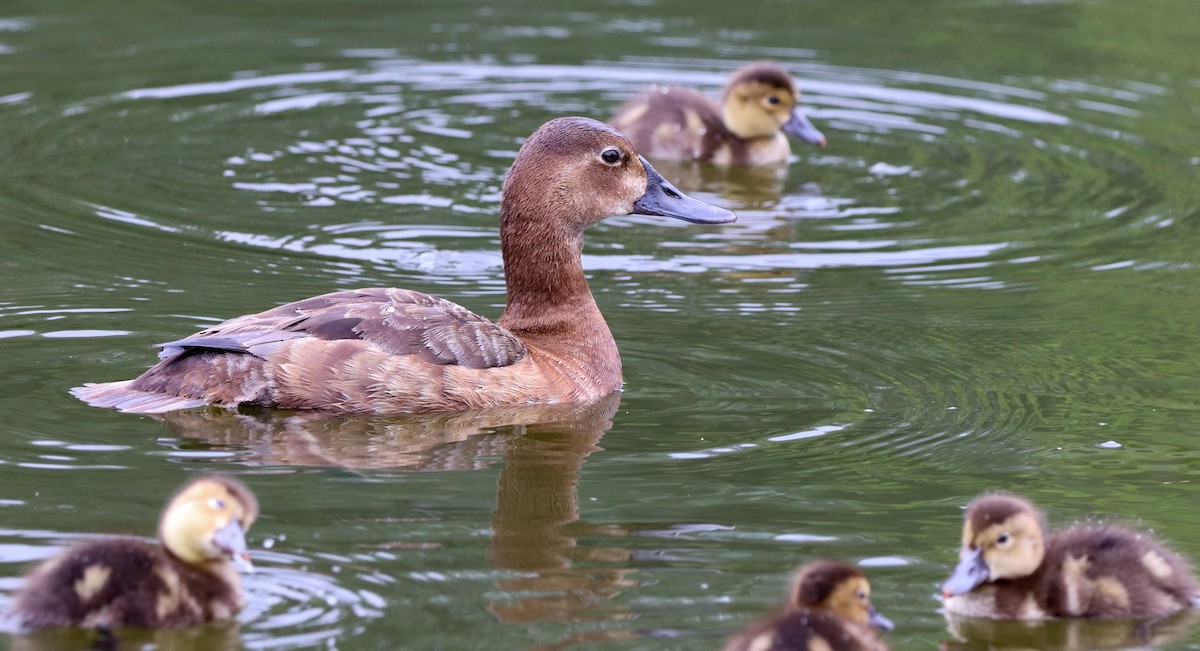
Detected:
left=943, top=493, right=1047, bottom=597
left=791, top=559, right=894, bottom=631
left=501, top=116, right=735, bottom=238
left=721, top=62, right=825, bottom=148
left=159, top=475, right=259, bottom=572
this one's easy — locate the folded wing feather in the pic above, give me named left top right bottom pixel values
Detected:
left=157, top=288, right=528, bottom=369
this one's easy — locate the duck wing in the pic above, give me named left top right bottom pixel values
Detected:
left=72, top=288, right=528, bottom=413
left=1044, top=524, right=1200, bottom=618
left=158, top=288, right=527, bottom=369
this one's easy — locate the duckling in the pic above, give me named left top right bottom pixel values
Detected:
left=725, top=560, right=894, bottom=651
left=611, top=61, right=825, bottom=166
left=942, top=492, right=1200, bottom=619
left=71, top=117, right=734, bottom=415
left=12, top=475, right=258, bottom=630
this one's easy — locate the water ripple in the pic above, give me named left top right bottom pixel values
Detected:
left=0, top=531, right=381, bottom=647
left=9, top=55, right=1182, bottom=297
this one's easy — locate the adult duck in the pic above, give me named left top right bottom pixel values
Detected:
left=72, top=117, right=735, bottom=415
left=611, top=61, right=825, bottom=166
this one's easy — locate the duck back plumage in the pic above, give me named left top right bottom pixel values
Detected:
left=14, top=538, right=241, bottom=630
left=73, top=288, right=533, bottom=414
left=611, top=87, right=744, bottom=162
left=1036, top=524, right=1199, bottom=618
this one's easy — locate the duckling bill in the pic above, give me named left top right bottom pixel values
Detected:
left=943, top=492, right=1200, bottom=619
left=612, top=61, right=825, bottom=166
left=725, top=560, right=893, bottom=651
left=12, top=475, right=258, bottom=630
left=72, top=117, right=735, bottom=415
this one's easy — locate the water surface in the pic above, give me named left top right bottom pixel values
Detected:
left=1, top=0, right=1199, bottom=649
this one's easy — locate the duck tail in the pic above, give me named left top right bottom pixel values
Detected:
left=71, top=381, right=209, bottom=414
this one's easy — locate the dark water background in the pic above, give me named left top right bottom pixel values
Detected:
left=1, top=0, right=1199, bottom=648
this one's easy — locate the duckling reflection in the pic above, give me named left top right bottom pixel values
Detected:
left=11, top=476, right=256, bottom=634
left=8, top=619, right=242, bottom=651
left=941, top=607, right=1199, bottom=651
left=641, top=158, right=790, bottom=205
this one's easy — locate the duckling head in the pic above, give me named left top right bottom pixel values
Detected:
left=158, top=475, right=258, bottom=572
left=943, top=493, right=1046, bottom=597
left=501, top=116, right=734, bottom=239
left=720, top=62, right=825, bottom=147
left=791, top=559, right=894, bottom=631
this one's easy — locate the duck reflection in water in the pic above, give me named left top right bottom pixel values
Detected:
left=941, top=609, right=1199, bottom=651
left=485, top=397, right=638, bottom=641
left=7, top=621, right=241, bottom=651
left=154, top=392, right=618, bottom=472
left=641, top=157, right=794, bottom=206
left=152, top=392, right=638, bottom=645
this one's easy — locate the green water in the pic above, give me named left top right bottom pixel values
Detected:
left=1, top=0, right=1199, bottom=649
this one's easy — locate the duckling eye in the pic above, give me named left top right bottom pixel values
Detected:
left=766, top=95, right=781, bottom=105
left=996, top=533, right=1010, bottom=545
left=208, top=497, right=227, bottom=510
left=858, top=591, right=867, bottom=601
left=600, top=148, right=622, bottom=165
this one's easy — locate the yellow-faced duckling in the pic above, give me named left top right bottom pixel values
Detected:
left=13, top=475, right=258, bottom=630
left=725, top=560, right=894, bottom=651
left=72, top=117, right=734, bottom=415
left=611, top=61, right=825, bottom=166
left=942, top=492, right=1200, bottom=619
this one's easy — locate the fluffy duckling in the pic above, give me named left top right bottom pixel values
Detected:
left=942, top=492, right=1200, bottom=619
left=13, top=475, right=258, bottom=630
left=72, top=117, right=734, bottom=415
left=611, top=61, right=825, bottom=166
left=725, top=560, right=894, bottom=651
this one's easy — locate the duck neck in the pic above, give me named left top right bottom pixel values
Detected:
left=498, top=212, right=598, bottom=333
left=494, top=163, right=622, bottom=394
left=162, top=546, right=240, bottom=587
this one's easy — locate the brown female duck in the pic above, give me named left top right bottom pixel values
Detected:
left=942, top=492, right=1200, bottom=619
left=611, top=61, right=825, bottom=166
left=725, top=560, right=894, bottom=651
left=13, top=475, right=258, bottom=630
left=72, top=117, right=734, bottom=415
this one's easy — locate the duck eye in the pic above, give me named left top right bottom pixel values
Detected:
left=767, top=95, right=781, bottom=105
left=858, top=591, right=867, bottom=600
left=600, top=148, right=621, bottom=165
left=997, top=533, right=1010, bottom=544
left=209, top=498, right=227, bottom=510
